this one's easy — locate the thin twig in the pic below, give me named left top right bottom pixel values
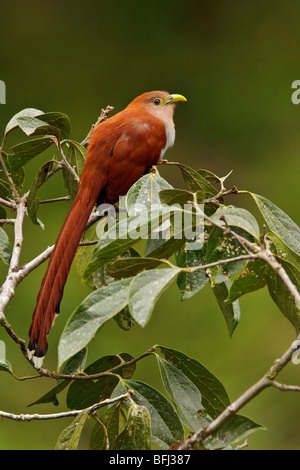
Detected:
left=0, top=218, right=15, bottom=224
left=185, top=254, right=254, bottom=274
left=0, top=392, right=132, bottom=421
left=39, top=196, right=71, bottom=205
left=81, top=105, right=115, bottom=146
left=271, top=381, right=300, bottom=392
left=0, top=197, right=17, bottom=210
left=38, top=347, right=157, bottom=381
left=54, top=139, right=79, bottom=183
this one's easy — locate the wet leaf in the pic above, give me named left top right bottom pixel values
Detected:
left=210, top=205, right=260, bottom=240
left=267, top=258, right=300, bottom=333
left=128, top=268, right=179, bottom=327
left=0, top=226, right=12, bottom=265
left=5, top=108, right=44, bottom=135
left=9, top=137, right=53, bottom=171
left=122, top=379, right=184, bottom=449
left=55, top=409, right=90, bottom=450
left=111, top=402, right=151, bottom=450
left=249, top=193, right=300, bottom=260
left=227, top=260, right=270, bottom=303
left=58, top=278, right=133, bottom=369
left=213, top=280, right=241, bottom=336
left=160, top=347, right=230, bottom=419
left=157, top=356, right=207, bottom=431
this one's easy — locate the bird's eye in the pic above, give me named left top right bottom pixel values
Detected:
left=153, top=98, right=161, bottom=105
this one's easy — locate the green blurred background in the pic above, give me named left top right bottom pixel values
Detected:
left=0, top=0, right=300, bottom=450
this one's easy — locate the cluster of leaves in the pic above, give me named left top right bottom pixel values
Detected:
left=1, top=108, right=300, bottom=449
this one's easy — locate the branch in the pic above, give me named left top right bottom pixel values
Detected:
left=39, top=196, right=71, bottom=205
left=0, top=197, right=17, bottom=210
left=0, top=392, right=132, bottom=422
left=54, top=139, right=79, bottom=183
left=0, top=218, right=15, bottom=224
left=271, top=381, right=300, bottom=392
left=178, top=304, right=300, bottom=450
left=38, top=346, right=157, bottom=381
left=81, top=105, right=115, bottom=146
left=0, top=193, right=27, bottom=320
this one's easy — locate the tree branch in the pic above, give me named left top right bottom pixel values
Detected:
left=54, top=139, right=79, bottom=183
left=81, top=105, right=115, bottom=146
left=0, top=193, right=27, bottom=320
left=0, top=392, right=132, bottom=422
left=177, top=305, right=300, bottom=450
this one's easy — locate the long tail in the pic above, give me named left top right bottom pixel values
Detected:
left=28, top=181, right=102, bottom=367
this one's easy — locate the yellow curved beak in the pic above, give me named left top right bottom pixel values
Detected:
left=166, top=94, right=187, bottom=104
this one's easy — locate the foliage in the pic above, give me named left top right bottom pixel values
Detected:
left=0, top=108, right=300, bottom=450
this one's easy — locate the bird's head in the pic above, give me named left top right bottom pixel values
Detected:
left=127, top=91, right=187, bottom=121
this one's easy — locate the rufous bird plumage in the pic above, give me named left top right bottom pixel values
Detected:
left=28, top=90, right=187, bottom=367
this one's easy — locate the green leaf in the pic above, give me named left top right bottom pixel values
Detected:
left=205, top=227, right=251, bottom=284
left=122, top=379, right=184, bottom=449
left=0, top=205, right=6, bottom=222
left=114, top=306, right=135, bottom=331
left=27, top=160, right=55, bottom=225
left=125, top=173, right=173, bottom=215
left=203, top=414, right=264, bottom=450
left=197, top=168, right=221, bottom=185
left=28, top=348, right=88, bottom=407
left=267, top=258, right=300, bottom=333
left=75, top=223, right=100, bottom=290
left=160, top=347, right=230, bottom=419
left=58, top=278, right=132, bottom=369
left=176, top=244, right=208, bottom=300
left=145, top=202, right=203, bottom=260
left=55, top=409, right=90, bottom=450
left=0, top=226, right=12, bottom=265
left=128, top=268, right=179, bottom=327
left=159, top=188, right=195, bottom=207
left=210, top=205, right=260, bottom=240
left=66, top=353, right=135, bottom=410
left=36, top=112, right=71, bottom=140
left=0, top=359, right=13, bottom=375
left=249, top=193, right=300, bottom=260
left=9, top=137, right=53, bottom=171
left=227, top=260, right=270, bottom=303
left=90, top=402, right=127, bottom=450
left=5, top=108, right=44, bottom=135
left=106, top=256, right=164, bottom=279
left=267, top=232, right=289, bottom=259
left=145, top=234, right=186, bottom=261
left=0, top=155, right=25, bottom=198
left=157, top=356, right=207, bottom=432
left=0, top=172, right=10, bottom=198
left=16, top=116, right=61, bottom=138
left=111, top=402, right=151, bottom=450
left=212, top=280, right=240, bottom=337
left=62, top=140, right=85, bottom=199
left=177, top=163, right=218, bottom=197
left=83, top=206, right=177, bottom=280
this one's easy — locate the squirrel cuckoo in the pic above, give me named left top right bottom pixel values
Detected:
left=28, top=90, right=187, bottom=367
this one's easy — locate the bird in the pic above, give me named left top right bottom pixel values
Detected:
left=27, top=90, right=187, bottom=367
